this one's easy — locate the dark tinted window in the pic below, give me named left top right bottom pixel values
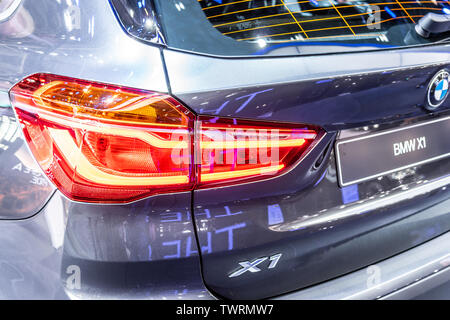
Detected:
left=154, top=0, right=450, bottom=56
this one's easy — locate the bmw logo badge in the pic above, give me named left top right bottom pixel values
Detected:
left=426, top=69, right=449, bottom=110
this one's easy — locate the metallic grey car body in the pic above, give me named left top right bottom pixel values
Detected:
left=0, top=0, right=449, bottom=299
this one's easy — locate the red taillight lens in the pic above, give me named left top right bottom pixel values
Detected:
left=10, top=74, right=194, bottom=203
left=10, top=74, right=321, bottom=203
left=197, top=117, right=317, bottom=187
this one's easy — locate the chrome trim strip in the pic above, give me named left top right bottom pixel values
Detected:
left=0, top=0, right=21, bottom=22
left=275, top=230, right=450, bottom=300
left=381, top=265, right=450, bottom=300
left=272, top=173, right=450, bottom=231
left=336, top=116, right=450, bottom=187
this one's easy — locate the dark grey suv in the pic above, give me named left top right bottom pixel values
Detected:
left=0, top=0, right=449, bottom=300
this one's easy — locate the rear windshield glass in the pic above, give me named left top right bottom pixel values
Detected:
left=154, top=0, right=450, bottom=56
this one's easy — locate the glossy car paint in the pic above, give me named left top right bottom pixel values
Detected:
left=0, top=105, right=54, bottom=220
left=0, top=0, right=448, bottom=299
left=0, top=0, right=209, bottom=300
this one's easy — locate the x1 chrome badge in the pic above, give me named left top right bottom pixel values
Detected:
left=426, top=69, right=450, bottom=110
left=228, top=254, right=282, bottom=278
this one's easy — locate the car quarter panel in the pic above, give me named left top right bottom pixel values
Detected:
left=0, top=0, right=209, bottom=299
left=0, top=0, right=167, bottom=94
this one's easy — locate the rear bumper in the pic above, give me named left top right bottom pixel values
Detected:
left=277, top=229, right=450, bottom=300
left=0, top=190, right=448, bottom=300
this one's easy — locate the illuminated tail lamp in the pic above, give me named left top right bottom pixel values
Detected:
left=10, top=74, right=320, bottom=203
left=197, top=117, right=318, bottom=187
left=10, top=74, right=194, bottom=203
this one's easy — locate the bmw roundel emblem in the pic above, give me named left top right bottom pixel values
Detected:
left=426, top=69, right=450, bottom=110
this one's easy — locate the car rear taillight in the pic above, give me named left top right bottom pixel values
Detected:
left=197, top=117, right=318, bottom=188
left=10, top=74, right=194, bottom=203
left=10, top=74, right=320, bottom=203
